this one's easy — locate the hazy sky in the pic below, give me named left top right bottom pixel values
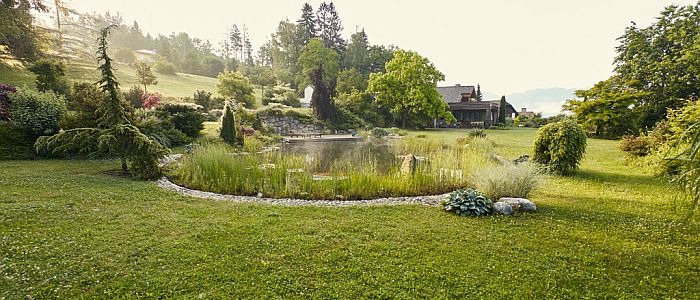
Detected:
left=66, top=0, right=695, bottom=95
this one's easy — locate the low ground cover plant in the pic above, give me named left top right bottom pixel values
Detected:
left=443, top=188, right=494, bottom=216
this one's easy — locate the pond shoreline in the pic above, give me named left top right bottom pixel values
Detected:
left=156, top=176, right=451, bottom=207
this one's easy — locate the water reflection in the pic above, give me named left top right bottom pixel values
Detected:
left=282, top=140, right=396, bottom=174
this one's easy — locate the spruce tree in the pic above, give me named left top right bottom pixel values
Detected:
left=297, top=3, right=317, bottom=45
left=476, top=84, right=483, bottom=101
left=499, top=95, right=507, bottom=124
left=35, top=25, right=169, bottom=179
left=219, top=101, right=237, bottom=145
left=317, top=2, right=346, bottom=54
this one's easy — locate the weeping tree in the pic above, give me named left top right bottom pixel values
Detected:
left=35, top=25, right=169, bottom=179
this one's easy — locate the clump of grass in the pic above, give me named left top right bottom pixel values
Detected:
left=172, top=137, right=495, bottom=200
left=473, top=163, right=542, bottom=200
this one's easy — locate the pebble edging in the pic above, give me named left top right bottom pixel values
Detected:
left=155, top=177, right=450, bottom=207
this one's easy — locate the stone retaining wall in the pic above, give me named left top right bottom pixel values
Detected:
left=262, top=115, right=324, bottom=135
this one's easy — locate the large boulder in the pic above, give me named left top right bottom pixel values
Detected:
left=497, top=197, right=537, bottom=212
left=493, top=202, right=513, bottom=215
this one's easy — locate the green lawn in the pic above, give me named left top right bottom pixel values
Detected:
left=1, top=128, right=698, bottom=298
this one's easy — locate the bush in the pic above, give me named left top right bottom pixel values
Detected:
left=0, top=122, right=34, bottom=160
left=136, top=115, right=191, bottom=147
left=220, top=101, right=238, bottom=145
left=141, top=92, right=162, bottom=109
left=533, top=120, right=587, bottom=175
left=474, top=163, right=541, bottom=200
left=59, top=111, right=96, bottom=130
left=620, top=135, right=651, bottom=157
left=468, top=129, right=486, bottom=138
left=370, top=127, right=389, bottom=138
left=155, top=59, right=177, bottom=75
left=0, top=83, right=17, bottom=121
left=156, top=103, right=205, bottom=138
left=114, top=48, right=136, bottom=64
left=124, top=85, right=145, bottom=108
left=444, top=188, right=494, bottom=217
left=388, top=127, right=408, bottom=136
left=26, top=59, right=70, bottom=97
left=10, top=88, right=66, bottom=137
left=193, top=90, right=213, bottom=112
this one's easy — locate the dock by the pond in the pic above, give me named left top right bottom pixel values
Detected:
left=283, top=134, right=363, bottom=143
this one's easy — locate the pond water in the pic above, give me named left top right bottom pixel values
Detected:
left=281, top=140, right=397, bottom=174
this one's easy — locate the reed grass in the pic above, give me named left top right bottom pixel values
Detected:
left=172, top=137, right=495, bottom=200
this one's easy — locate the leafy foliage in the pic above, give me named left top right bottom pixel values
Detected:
left=0, top=83, right=17, bottom=121
left=0, top=121, right=34, bottom=160
left=155, top=103, right=205, bottom=138
left=216, top=71, right=255, bottom=108
left=9, top=88, right=66, bottom=138
left=444, top=189, right=494, bottom=217
left=135, top=62, right=157, bottom=92
left=533, top=120, right=587, bottom=175
left=298, top=38, right=339, bottom=120
left=141, top=92, right=162, bottom=109
left=27, top=59, right=70, bottom=97
left=154, top=59, right=177, bottom=75
left=193, top=90, right=213, bottom=112
left=367, top=50, right=454, bottom=128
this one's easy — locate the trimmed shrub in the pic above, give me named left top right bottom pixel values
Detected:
left=10, top=88, right=66, bottom=137
left=444, top=188, right=494, bottom=217
left=155, top=103, right=205, bottom=138
left=0, top=122, right=34, bottom=160
left=533, top=120, right=587, bottom=175
left=474, top=163, right=541, bottom=200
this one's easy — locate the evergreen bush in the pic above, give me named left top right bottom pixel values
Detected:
left=220, top=101, right=237, bottom=145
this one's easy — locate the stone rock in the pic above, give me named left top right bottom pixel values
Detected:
left=493, top=202, right=513, bottom=215
left=498, top=197, right=537, bottom=212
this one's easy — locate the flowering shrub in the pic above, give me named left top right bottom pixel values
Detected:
left=141, top=92, right=162, bottom=109
left=0, top=83, right=17, bottom=121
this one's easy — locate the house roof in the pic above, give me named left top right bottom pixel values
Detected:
left=437, top=85, right=476, bottom=103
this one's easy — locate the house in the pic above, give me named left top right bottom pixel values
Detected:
left=436, top=84, right=518, bottom=128
left=518, top=107, right=535, bottom=118
left=134, top=49, right=157, bottom=63
left=299, top=85, right=313, bottom=108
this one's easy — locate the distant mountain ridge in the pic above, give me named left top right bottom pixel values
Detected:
left=483, top=88, right=578, bottom=117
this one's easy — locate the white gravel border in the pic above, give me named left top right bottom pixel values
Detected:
left=155, top=177, right=449, bottom=207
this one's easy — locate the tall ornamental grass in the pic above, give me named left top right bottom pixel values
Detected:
left=173, top=137, right=494, bottom=200
left=474, top=163, right=542, bottom=200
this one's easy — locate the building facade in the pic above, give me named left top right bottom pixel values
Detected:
left=436, top=84, right=518, bottom=128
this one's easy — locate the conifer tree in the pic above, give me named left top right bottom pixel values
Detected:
left=499, top=95, right=507, bottom=124
left=35, top=25, right=168, bottom=179
left=297, top=3, right=317, bottom=45
left=476, top=84, right=483, bottom=101
left=317, top=2, right=346, bottom=54
left=219, top=101, right=237, bottom=145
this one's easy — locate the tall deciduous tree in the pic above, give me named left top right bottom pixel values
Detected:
left=367, top=50, right=453, bottom=128
left=344, top=29, right=369, bottom=72
left=135, top=62, right=157, bottom=93
left=35, top=25, right=168, bottom=178
left=316, top=2, right=345, bottom=54
left=216, top=71, right=256, bottom=108
left=298, top=38, right=339, bottom=120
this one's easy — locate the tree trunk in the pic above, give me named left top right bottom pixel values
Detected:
left=121, top=156, right=128, bottom=174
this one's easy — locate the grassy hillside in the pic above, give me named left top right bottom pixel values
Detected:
left=1, top=61, right=220, bottom=98
left=1, top=129, right=698, bottom=298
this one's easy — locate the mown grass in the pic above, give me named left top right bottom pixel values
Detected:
left=1, top=129, right=699, bottom=298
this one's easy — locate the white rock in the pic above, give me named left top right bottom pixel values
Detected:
left=493, top=202, right=513, bottom=215
left=498, top=197, right=537, bottom=212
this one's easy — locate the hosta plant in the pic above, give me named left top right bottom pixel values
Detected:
left=444, top=188, right=494, bottom=217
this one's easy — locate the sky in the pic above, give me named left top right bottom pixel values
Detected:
left=64, top=0, right=696, bottom=96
